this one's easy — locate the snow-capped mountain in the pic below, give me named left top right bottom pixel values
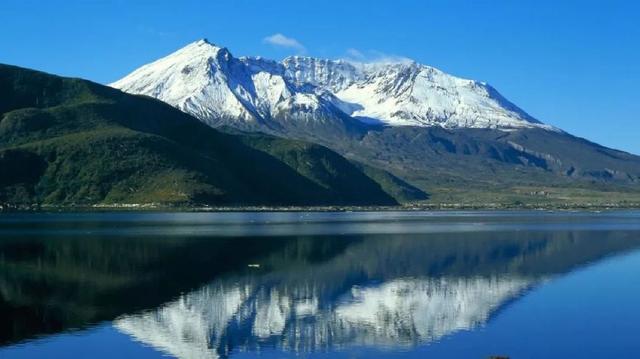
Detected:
left=111, top=39, right=553, bottom=133
left=110, top=39, right=640, bottom=188
left=111, top=39, right=357, bottom=137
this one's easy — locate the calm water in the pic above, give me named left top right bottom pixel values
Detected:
left=1, top=211, right=640, bottom=358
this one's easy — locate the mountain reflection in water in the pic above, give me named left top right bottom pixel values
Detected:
left=1, top=212, right=640, bottom=358
left=116, top=276, right=531, bottom=358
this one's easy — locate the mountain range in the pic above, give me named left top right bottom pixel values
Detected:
left=0, top=63, right=424, bottom=207
left=112, top=39, right=552, bottom=133
left=111, top=39, right=640, bottom=206
left=2, top=39, right=640, bottom=207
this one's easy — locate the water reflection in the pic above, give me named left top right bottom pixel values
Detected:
left=1, top=212, right=640, bottom=358
left=116, top=276, right=531, bottom=358
left=110, top=229, right=640, bottom=358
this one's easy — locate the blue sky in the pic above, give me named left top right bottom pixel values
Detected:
left=2, top=0, right=638, bottom=154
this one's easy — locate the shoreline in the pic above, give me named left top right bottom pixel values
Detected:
left=2, top=202, right=640, bottom=213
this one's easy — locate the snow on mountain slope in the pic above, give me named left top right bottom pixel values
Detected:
left=282, top=56, right=362, bottom=92
left=110, top=40, right=256, bottom=128
left=111, top=40, right=348, bottom=133
left=283, top=56, right=554, bottom=129
left=111, top=39, right=554, bottom=131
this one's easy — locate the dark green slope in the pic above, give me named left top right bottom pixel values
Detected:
left=241, top=135, right=429, bottom=203
left=0, top=64, right=425, bottom=207
left=321, top=125, right=640, bottom=205
left=348, top=126, right=640, bottom=186
left=217, top=103, right=640, bottom=206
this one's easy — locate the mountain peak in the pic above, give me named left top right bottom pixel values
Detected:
left=190, top=38, right=217, bottom=48
left=180, top=38, right=227, bottom=55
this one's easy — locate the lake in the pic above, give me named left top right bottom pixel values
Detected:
left=1, top=211, right=640, bottom=358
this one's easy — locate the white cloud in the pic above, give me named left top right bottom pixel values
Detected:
left=345, top=48, right=365, bottom=60
left=369, top=50, right=413, bottom=64
left=343, top=48, right=413, bottom=65
left=263, top=33, right=306, bottom=53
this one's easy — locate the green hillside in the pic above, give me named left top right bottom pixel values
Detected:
left=0, top=64, right=426, bottom=207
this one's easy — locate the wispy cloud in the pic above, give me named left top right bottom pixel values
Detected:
left=263, top=33, right=306, bottom=53
left=343, top=48, right=413, bottom=65
left=345, top=48, right=365, bottom=60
